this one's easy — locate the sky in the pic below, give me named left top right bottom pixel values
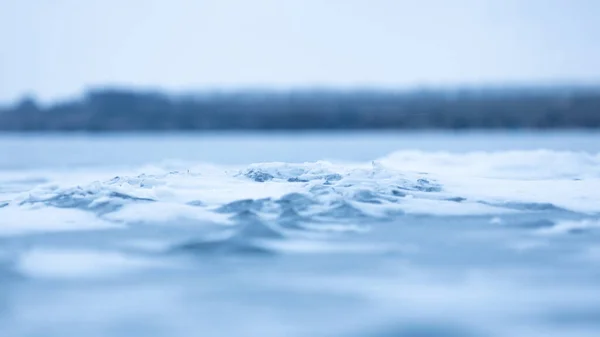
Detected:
left=1, top=0, right=599, bottom=103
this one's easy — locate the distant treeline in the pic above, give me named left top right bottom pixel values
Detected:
left=1, top=86, right=600, bottom=131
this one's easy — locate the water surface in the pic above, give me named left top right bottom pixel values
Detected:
left=1, top=131, right=600, bottom=337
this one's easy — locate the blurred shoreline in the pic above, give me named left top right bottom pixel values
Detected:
left=1, top=85, right=600, bottom=132
left=2, top=129, right=600, bottom=137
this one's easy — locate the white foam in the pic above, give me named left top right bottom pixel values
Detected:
left=537, top=219, right=600, bottom=235
left=259, top=239, right=401, bottom=254
left=104, top=202, right=233, bottom=225
left=380, top=151, right=600, bottom=214
left=16, top=248, right=160, bottom=279
left=386, top=195, right=513, bottom=216
left=379, top=150, right=600, bottom=180
left=0, top=205, right=122, bottom=237
left=2, top=150, right=600, bottom=233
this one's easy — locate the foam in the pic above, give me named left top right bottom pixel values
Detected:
left=1, top=150, right=600, bottom=237
left=259, top=239, right=400, bottom=254
left=380, top=151, right=600, bottom=214
left=399, top=198, right=515, bottom=216
left=537, top=219, right=600, bottom=235
left=379, top=150, right=600, bottom=180
left=0, top=205, right=123, bottom=237
left=16, top=248, right=160, bottom=279
left=104, top=202, right=233, bottom=225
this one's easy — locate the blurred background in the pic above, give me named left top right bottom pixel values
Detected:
left=1, top=0, right=599, bottom=131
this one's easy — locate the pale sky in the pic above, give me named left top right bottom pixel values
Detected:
left=1, top=0, right=599, bottom=102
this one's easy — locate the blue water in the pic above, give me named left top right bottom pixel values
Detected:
left=1, top=131, right=600, bottom=337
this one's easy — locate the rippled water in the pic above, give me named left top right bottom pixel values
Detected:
left=1, top=132, right=600, bottom=337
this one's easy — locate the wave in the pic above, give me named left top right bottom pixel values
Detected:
left=1, top=150, right=599, bottom=250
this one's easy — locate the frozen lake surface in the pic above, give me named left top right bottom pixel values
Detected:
left=1, top=131, right=600, bottom=337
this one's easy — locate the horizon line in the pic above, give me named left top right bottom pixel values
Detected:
left=4, top=79, right=600, bottom=107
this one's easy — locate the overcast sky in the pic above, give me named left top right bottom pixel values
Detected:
left=1, top=0, right=599, bottom=102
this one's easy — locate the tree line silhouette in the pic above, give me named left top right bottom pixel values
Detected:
left=1, top=86, right=599, bottom=131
